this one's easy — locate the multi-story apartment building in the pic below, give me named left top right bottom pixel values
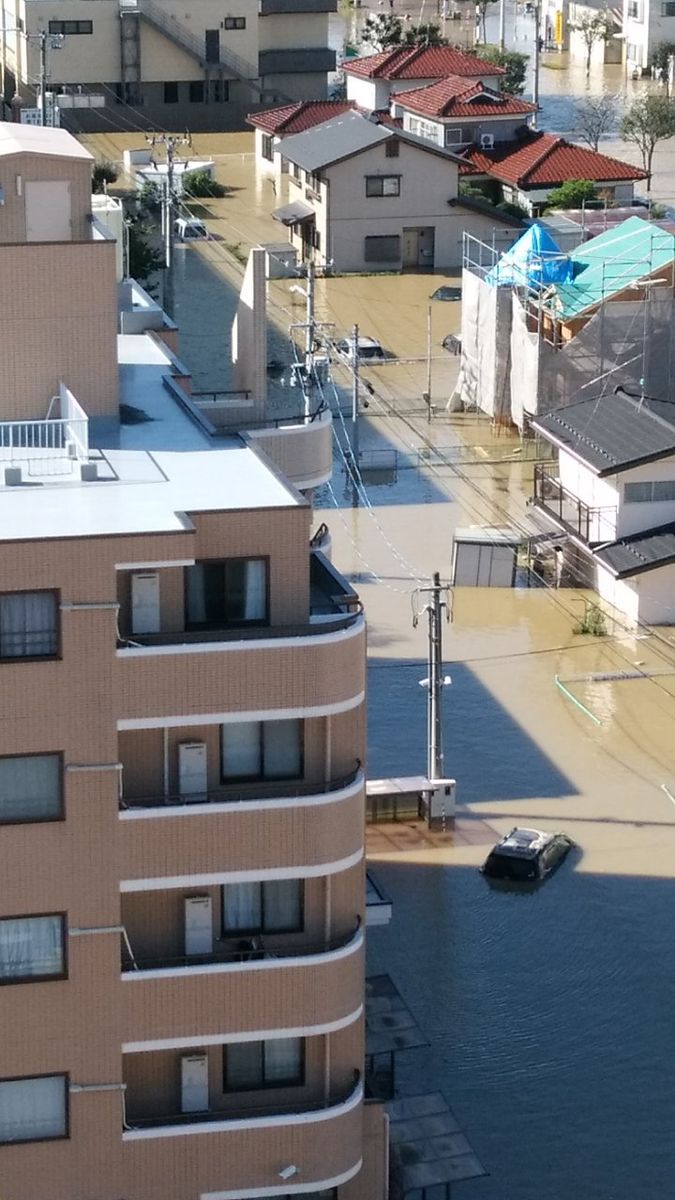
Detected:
left=0, top=0, right=337, bottom=132
left=0, top=123, right=386, bottom=1200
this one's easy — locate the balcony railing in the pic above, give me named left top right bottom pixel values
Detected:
left=123, top=1073, right=362, bottom=1134
left=120, top=763, right=362, bottom=812
left=122, top=921, right=362, bottom=973
left=533, top=464, right=617, bottom=544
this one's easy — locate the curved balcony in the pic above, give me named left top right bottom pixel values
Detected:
left=115, top=613, right=365, bottom=725
left=118, top=769, right=365, bottom=881
left=121, top=928, right=364, bottom=1045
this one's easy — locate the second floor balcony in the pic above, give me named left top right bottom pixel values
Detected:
left=533, top=464, right=617, bottom=545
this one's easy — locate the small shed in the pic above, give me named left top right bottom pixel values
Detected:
left=451, top=525, right=521, bottom=586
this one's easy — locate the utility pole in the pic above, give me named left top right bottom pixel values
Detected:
left=149, top=133, right=190, bottom=320
left=350, top=323, right=360, bottom=503
left=305, top=259, right=315, bottom=368
left=424, top=303, right=433, bottom=423
left=532, top=1, right=541, bottom=127
left=413, top=573, right=451, bottom=782
left=39, top=30, right=47, bottom=125
left=499, top=0, right=506, bottom=51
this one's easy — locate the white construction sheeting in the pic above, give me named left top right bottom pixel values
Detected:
left=457, top=269, right=512, bottom=421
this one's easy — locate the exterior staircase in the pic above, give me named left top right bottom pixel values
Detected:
left=119, top=0, right=259, bottom=85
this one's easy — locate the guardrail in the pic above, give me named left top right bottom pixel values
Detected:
left=120, top=764, right=362, bottom=811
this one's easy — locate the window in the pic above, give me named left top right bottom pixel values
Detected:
left=625, top=480, right=675, bottom=502
left=186, top=559, right=267, bottom=628
left=224, top=16, right=247, bottom=28
left=663, top=1, right=675, bottom=14
left=0, top=592, right=57, bottom=660
left=164, top=81, right=179, bottom=104
left=365, top=175, right=400, bottom=197
left=222, top=879, right=304, bottom=934
left=189, top=80, right=204, bottom=103
left=0, top=1075, right=67, bottom=1144
left=0, top=915, right=65, bottom=983
left=48, top=19, right=92, bottom=34
left=211, top=78, right=229, bottom=103
left=385, top=139, right=399, bottom=157
left=445, top=127, right=473, bottom=145
left=224, top=1038, right=304, bottom=1090
left=408, top=116, right=438, bottom=142
left=312, top=227, right=321, bottom=252
left=306, top=170, right=322, bottom=194
left=0, top=754, right=61, bottom=824
left=291, top=161, right=302, bottom=183
left=364, top=234, right=401, bottom=263
left=221, top=718, right=302, bottom=780
left=261, top=134, right=274, bottom=161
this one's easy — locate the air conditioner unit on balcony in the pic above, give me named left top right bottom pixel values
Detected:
left=480, top=133, right=495, bottom=150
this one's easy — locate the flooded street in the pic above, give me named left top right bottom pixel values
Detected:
left=82, top=126, right=675, bottom=1196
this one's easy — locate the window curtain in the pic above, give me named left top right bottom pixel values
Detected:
left=221, top=721, right=262, bottom=778
left=264, top=720, right=301, bottom=779
left=0, top=1076, right=66, bottom=1142
left=0, top=593, right=56, bottom=657
left=0, top=754, right=60, bottom=822
left=222, top=882, right=261, bottom=932
left=264, top=879, right=302, bottom=932
left=244, top=560, right=266, bottom=621
left=265, top=1037, right=302, bottom=1084
left=0, top=915, right=63, bottom=979
left=226, top=1041, right=263, bottom=1089
left=186, top=566, right=207, bottom=625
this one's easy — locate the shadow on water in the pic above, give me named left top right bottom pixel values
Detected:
left=366, top=859, right=675, bottom=1200
left=368, top=658, right=575, bottom=801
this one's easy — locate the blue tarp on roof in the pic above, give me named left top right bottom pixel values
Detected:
left=485, top=222, right=573, bottom=289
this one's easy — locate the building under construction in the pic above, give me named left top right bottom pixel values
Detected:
left=456, top=215, right=675, bottom=429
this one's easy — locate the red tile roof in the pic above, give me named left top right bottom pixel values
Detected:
left=247, top=100, right=355, bottom=135
left=458, top=132, right=647, bottom=188
left=398, top=76, right=536, bottom=119
left=342, top=45, right=504, bottom=80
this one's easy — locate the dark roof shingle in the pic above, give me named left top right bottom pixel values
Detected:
left=531, top=389, right=675, bottom=475
left=595, top=523, right=675, bottom=577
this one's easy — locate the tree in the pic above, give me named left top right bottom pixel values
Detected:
left=574, top=92, right=618, bottom=152
left=544, top=178, right=597, bottom=210
left=480, top=46, right=528, bottom=95
left=620, top=92, right=675, bottom=186
left=127, top=219, right=164, bottom=287
left=651, top=41, right=675, bottom=73
left=360, top=13, right=402, bottom=51
left=476, top=0, right=498, bottom=44
left=569, top=12, right=613, bottom=76
left=402, top=22, right=447, bottom=46
left=182, top=168, right=226, bottom=198
left=92, top=160, right=118, bottom=194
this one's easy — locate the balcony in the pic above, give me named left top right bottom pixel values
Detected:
left=533, top=464, right=617, bottom=544
left=120, top=763, right=361, bottom=812
left=122, top=923, right=361, bottom=974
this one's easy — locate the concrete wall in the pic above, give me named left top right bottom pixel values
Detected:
left=231, top=247, right=267, bottom=408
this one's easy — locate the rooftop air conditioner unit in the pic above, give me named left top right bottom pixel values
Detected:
left=480, top=133, right=495, bottom=150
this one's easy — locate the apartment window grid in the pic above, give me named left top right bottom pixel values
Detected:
left=223, top=1037, right=304, bottom=1090
left=365, top=175, right=401, bottom=197
left=220, top=717, right=303, bottom=781
left=48, top=19, right=92, bottom=34
left=0, top=591, right=58, bottom=660
left=222, top=879, right=304, bottom=935
left=186, top=558, right=268, bottom=628
left=0, top=914, right=65, bottom=984
left=0, top=1074, right=68, bottom=1145
left=624, top=480, right=675, bottom=502
left=0, top=753, right=62, bottom=824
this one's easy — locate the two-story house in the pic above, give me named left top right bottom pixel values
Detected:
left=531, top=388, right=675, bottom=625
left=341, top=45, right=506, bottom=111
left=391, top=76, right=537, bottom=152
left=272, top=109, right=523, bottom=272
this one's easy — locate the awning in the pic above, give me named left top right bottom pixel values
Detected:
left=272, top=200, right=315, bottom=226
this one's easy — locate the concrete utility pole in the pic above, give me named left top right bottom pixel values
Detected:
left=149, top=133, right=190, bottom=319
left=425, top=303, right=433, bottom=423
left=499, top=0, right=506, bottom=51
left=413, top=573, right=451, bottom=782
left=39, top=30, right=48, bottom=125
left=305, top=259, right=315, bottom=368
left=350, top=323, right=360, bottom=503
left=532, top=1, right=541, bottom=127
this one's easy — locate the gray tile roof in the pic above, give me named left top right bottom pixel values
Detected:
left=531, top=389, right=675, bottom=475
left=279, top=110, right=391, bottom=171
left=595, top=522, right=675, bottom=577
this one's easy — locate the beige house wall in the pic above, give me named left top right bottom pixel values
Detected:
left=0, top=151, right=92, bottom=243
left=0, top=240, right=119, bottom=418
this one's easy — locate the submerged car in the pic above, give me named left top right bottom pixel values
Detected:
left=335, top=335, right=385, bottom=362
left=481, top=827, right=573, bottom=882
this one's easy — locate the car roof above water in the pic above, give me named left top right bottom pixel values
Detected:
left=496, top=828, right=552, bottom=858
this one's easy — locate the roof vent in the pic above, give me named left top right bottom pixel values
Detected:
left=5, top=467, right=22, bottom=487
left=80, top=462, right=98, bottom=482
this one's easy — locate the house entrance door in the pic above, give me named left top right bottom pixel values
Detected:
left=402, top=226, right=435, bottom=270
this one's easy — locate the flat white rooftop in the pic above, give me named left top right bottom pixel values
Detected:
left=0, top=334, right=302, bottom=543
left=0, top=123, right=92, bottom=161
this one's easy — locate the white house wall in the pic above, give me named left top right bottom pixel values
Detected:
left=597, top=558, right=675, bottom=625
left=595, top=562, right=641, bottom=625
left=558, top=450, right=620, bottom=540
left=615, top=458, right=675, bottom=536
left=345, top=73, right=500, bottom=112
